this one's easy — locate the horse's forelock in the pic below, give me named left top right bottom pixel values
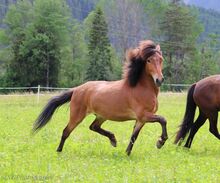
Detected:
left=139, top=41, right=158, bottom=60
left=126, top=40, right=158, bottom=62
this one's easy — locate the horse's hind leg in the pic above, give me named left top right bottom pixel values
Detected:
left=57, top=107, right=86, bottom=152
left=57, top=122, right=79, bottom=152
left=89, top=117, right=117, bottom=147
left=184, top=111, right=207, bottom=148
left=208, top=111, right=220, bottom=139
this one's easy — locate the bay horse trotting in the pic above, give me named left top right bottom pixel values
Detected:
left=175, top=75, right=220, bottom=148
left=33, top=40, right=168, bottom=155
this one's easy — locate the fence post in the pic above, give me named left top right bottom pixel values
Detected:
left=37, top=85, right=40, bottom=103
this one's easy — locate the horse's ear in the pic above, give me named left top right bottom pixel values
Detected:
left=156, top=44, right=162, bottom=55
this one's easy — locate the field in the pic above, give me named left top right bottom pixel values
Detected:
left=1, top=92, right=220, bottom=182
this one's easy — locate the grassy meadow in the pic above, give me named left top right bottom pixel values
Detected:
left=1, top=92, right=220, bottom=182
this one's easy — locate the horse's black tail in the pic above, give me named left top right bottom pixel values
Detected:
left=174, top=84, right=196, bottom=144
left=33, top=90, right=73, bottom=132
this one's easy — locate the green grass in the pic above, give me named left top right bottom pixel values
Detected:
left=1, top=93, right=220, bottom=182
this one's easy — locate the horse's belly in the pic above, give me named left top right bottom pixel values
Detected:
left=88, top=105, right=136, bottom=121
left=101, top=110, right=136, bottom=121
left=87, top=87, right=136, bottom=120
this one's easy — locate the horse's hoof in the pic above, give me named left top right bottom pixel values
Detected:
left=156, top=140, right=165, bottom=149
left=110, top=140, right=117, bottom=147
left=184, top=144, right=190, bottom=149
left=126, top=150, right=131, bottom=156
left=110, top=136, right=117, bottom=147
left=56, top=148, right=62, bottom=152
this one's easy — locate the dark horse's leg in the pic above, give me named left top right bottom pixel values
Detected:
left=126, top=121, right=144, bottom=156
left=89, top=117, right=117, bottom=147
left=57, top=122, right=80, bottom=152
left=208, top=111, right=220, bottom=139
left=184, top=111, right=207, bottom=148
left=143, top=114, right=168, bottom=149
left=126, top=114, right=168, bottom=156
left=57, top=109, right=86, bottom=152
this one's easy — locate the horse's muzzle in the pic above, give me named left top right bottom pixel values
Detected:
left=156, top=77, right=164, bottom=87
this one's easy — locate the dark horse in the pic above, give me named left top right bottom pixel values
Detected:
left=33, top=40, right=168, bottom=155
left=175, top=75, right=220, bottom=148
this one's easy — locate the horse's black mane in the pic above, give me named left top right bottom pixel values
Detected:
left=126, top=41, right=158, bottom=87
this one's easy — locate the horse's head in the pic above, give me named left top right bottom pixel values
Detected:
left=125, top=40, right=164, bottom=87
left=139, top=41, right=164, bottom=87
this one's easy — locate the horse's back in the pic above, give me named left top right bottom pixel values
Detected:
left=71, top=80, right=114, bottom=103
left=194, top=75, right=220, bottom=111
left=71, top=80, right=135, bottom=120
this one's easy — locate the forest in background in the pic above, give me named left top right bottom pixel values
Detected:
left=0, top=0, right=220, bottom=89
left=184, top=0, right=220, bottom=12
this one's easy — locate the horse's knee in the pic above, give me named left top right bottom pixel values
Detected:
left=159, top=117, right=167, bottom=127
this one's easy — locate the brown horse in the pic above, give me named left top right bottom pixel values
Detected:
left=33, top=40, right=168, bottom=155
left=175, top=75, right=220, bottom=148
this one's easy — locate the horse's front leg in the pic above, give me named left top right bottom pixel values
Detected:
left=139, top=112, right=168, bottom=149
left=126, top=121, right=144, bottom=156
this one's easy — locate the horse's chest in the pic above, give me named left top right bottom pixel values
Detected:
left=148, top=97, right=158, bottom=113
left=136, top=95, right=158, bottom=113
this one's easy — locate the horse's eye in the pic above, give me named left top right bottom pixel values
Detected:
left=147, top=59, right=151, bottom=63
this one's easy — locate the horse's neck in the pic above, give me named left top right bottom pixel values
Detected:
left=138, top=74, right=159, bottom=95
left=123, top=73, right=159, bottom=95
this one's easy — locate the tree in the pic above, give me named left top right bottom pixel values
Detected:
left=101, top=0, right=149, bottom=61
left=183, top=33, right=220, bottom=85
left=59, top=19, right=88, bottom=87
left=23, top=0, right=70, bottom=87
left=3, top=0, right=33, bottom=86
left=140, top=0, right=168, bottom=39
left=86, top=7, right=112, bottom=81
left=198, top=34, right=220, bottom=79
left=3, top=0, right=70, bottom=87
left=159, top=0, right=202, bottom=84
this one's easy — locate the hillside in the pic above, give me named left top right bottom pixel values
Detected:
left=0, top=0, right=220, bottom=46
left=185, top=0, right=220, bottom=12
left=0, top=0, right=16, bottom=25
left=0, top=0, right=97, bottom=23
left=197, top=7, right=220, bottom=44
left=0, top=0, right=220, bottom=87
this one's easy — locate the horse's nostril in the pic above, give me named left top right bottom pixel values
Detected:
left=155, top=78, right=163, bottom=87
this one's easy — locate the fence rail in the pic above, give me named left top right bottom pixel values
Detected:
left=0, top=84, right=192, bottom=90
left=163, top=84, right=191, bottom=87
left=0, top=86, right=71, bottom=90
left=0, top=85, right=72, bottom=103
left=0, top=84, right=193, bottom=102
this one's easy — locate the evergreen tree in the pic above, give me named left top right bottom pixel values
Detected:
left=159, top=0, right=202, bottom=84
left=86, top=7, right=112, bottom=81
left=21, top=0, right=70, bottom=87
left=59, top=19, right=88, bottom=87
left=3, top=0, right=33, bottom=86
left=198, top=34, right=220, bottom=78
left=3, top=0, right=70, bottom=87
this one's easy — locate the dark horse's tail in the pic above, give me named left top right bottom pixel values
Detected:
left=33, top=90, right=73, bottom=132
left=174, top=84, right=196, bottom=144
